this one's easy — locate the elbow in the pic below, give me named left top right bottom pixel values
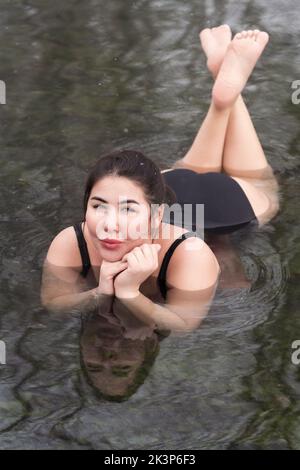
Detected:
left=40, top=291, right=49, bottom=309
left=40, top=293, right=61, bottom=314
left=167, top=316, right=201, bottom=333
left=181, top=320, right=202, bottom=333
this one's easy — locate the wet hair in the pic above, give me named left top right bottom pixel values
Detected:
left=83, top=149, right=176, bottom=220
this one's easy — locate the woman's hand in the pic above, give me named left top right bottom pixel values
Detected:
left=98, top=259, right=128, bottom=296
left=114, top=243, right=161, bottom=298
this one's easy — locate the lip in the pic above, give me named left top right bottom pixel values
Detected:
left=101, top=239, right=124, bottom=245
left=100, top=239, right=124, bottom=249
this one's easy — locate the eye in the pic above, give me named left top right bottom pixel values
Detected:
left=111, top=365, right=133, bottom=377
left=121, top=206, right=136, bottom=213
left=91, top=204, right=136, bottom=212
left=86, top=363, right=105, bottom=372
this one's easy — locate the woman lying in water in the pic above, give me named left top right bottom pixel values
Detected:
left=41, top=26, right=279, bottom=332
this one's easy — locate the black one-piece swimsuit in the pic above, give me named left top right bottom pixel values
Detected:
left=161, top=168, right=257, bottom=234
left=74, top=168, right=256, bottom=300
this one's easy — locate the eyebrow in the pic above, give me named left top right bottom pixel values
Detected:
left=90, top=197, right=140, bottom=205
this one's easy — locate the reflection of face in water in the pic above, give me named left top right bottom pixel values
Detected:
left=80, top=311, right=161, bottom=401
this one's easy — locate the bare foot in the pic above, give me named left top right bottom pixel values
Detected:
left=199, top=24, right=232, bottom=78
left=212, top=29, right=269, bottom=109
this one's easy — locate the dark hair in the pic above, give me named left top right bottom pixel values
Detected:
left=83, top=149, right=176, bottom=220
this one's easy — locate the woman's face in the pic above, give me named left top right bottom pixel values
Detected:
left=85, top=175, right=162, bottom=261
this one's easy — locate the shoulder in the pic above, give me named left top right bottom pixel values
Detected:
left=166, top=235, right=220, bottom=290
left=46, top=225, right=82, bottom=267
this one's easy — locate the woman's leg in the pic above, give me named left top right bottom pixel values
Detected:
left=172, top=26, right=233, bottom=173
left=217, top=32, right=279, bottom=225
left=175, top=27, right=278, bottom=225
left=173, top=104, right=231, bottom=173
left=198, top=26, right=272, bottom=177
left=222, top=95, right=271, bottom=176
left=172, top=26, right=268, bottom=175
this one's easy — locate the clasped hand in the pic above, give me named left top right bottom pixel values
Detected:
left=98, top=243, right=161, bottom=298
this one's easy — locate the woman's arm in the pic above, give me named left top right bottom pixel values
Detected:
left=43, top=288, right=112, bottom=315
left=40, top=260, right=113, bottom=314
left=114, top=237, right=220, bottom=332
left=114, top=283, right=217, bottom=332
left=40, top=226, right=128, bottom=314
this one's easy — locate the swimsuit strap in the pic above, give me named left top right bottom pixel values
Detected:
left=157, top=231, right=199, bottom=300
left=73, top=223, right=198, bottom=295
left=73, top=222, right=91, bottom=278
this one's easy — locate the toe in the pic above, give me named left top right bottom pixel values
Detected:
left=235, top=30, right=247, bottom=40
left=199, top=28, right=211, bottom=39
left=253, top=29, right=260, bottom=40
left=256, top=31, right=269, bottom=46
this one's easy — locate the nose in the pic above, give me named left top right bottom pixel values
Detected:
left=103, top=207, right=120, bottom=233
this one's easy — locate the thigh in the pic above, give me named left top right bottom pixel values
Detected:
left=170, top=159, right=220, bottom=173
left=231, top=175, right=279, bottom=226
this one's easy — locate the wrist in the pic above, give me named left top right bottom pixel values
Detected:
left=94, top=287, right=113, bottom=300
left=97, top=284, right=114, bottom=296
left=115, top=288, right=140, bottom=299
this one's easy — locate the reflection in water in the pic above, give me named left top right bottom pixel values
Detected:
left=80, top=309, right=161, bottom=402
left=40, top=254, right=218, bottom=332
left=205, top=232, right=252, bottom=290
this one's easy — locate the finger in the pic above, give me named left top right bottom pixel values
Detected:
left=139, top=244, right=157, bottom=268
left=140, top=243, right=154, bottom=260
left=112, top=265, right=128, bottom=276
left=108, top=260, right=128, bottom=272
left=122, top=251, right=137, bottom=264
left=103, top=259, right=127, bottom=266
left=122, top=247, right=140, bottom=262
left=123, top=251, right=139, bottom=268
left=148, top=244, right=160, bottom=264
left=135, top=244, right=153, bottom=265
left=130, top=250, right=143, bottom=267
left=108, top=260, right=127, bottom=268
left=139, top=243, right=160, bottom=265
left=150, top=244, right=161, bottom=256
left=151, top=244, right=160, bottom=263
left=113, top=261, right=128, bottom=271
